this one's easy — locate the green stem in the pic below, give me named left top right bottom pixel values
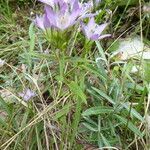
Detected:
left=82, top=39, right=93, bottom=57
left=69, top=97, right=82, bottom=148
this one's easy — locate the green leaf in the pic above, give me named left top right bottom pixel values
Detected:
left=100, top=133, right=111, bottom=147
left=0, top=116, right=7, bottom=127
left=68, top=81, right=86, bottom=104
left=82, top=106, right=114, bottom=116
left=35, top=125, right=43, bottom=150
left=0, top=96, right=11, bottom=116
left=122, top=103, right=144, bottom=122
left=81, top=64, right=107, bottom=81
left=143, top=60, right=150, bottom=83
left=20, top=111, right=29, bottom=128
left=53, top=104, right=71, bottom=120
left=115, top=115, right=143, bottom=138
left=82, top=122, right=98, bottom=132
left=29, top=22, right=35, bottom=52
left=95, top=41, right=107, bottom=62
left=92, top=87, right=115, bottom=104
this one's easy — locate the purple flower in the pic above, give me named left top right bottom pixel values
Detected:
left=80, top=2, right=93, bottom=18
left=38, top=0, right=58, bottom=7
left=35, top=0, right=93, bottom=30
left=81, top=17, right=111, bottom=40
left=45, top=4, right=80, bottom=30
left=19, top=89, right=36, bottom=101
left=39, top=0, right=77, bottom=7
left=35, top=14, right=51, bottom=30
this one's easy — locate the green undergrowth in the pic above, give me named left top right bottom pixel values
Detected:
left=0, top=0, right=150, bottom=149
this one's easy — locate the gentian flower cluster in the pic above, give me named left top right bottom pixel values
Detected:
left=35, top=0, right=110, bottom=41
left=35, top=0, right=92, bottom=30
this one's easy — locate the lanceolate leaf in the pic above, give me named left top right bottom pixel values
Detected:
left=115, top=115, right=143, bottom=138
left=29, top=23, right=35, bottom=52
left=82, top=106, right=114, bottom=116
left=92, top=87, right=115, bottom=104
left=82, top=122, right=98, bottom=132
left=122, top=103, right=144, bottom=122
left=90, top=87, right=143, bottom=121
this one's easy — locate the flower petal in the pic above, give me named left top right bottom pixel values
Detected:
left=35, top=15, right=45, bottom=30
left=39, top=0, right=54, bottom=6
left=43, top=14, right=51, bottom=28
left=96, top=23, right=108, bottom=35
left=19, top=89, right=36, bottom=101
left=38, top=0, right=58, bottom=7
left=98, top=34, right=111, bottom=40
left=72, top=0, right=80, bottom=11
left=81, top=17, right=110, bottom=41
left=45, top=5, right=56, bottom=27
left=69, top=8, right=81, bottom=26
left=60, top=2, right=68, bottom=14
left=90, top=34, right=99, bottom=40
left=87, top=17, right=95, bottom=29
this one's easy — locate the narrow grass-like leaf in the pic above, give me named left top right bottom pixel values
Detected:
left=0, top=96, right=11, bottom=116
left=35, top=125, right=43, bottom=150
left=20, top=111, right=29, bottom=128
left=53, top=104, right=71, bottom=120
left=0, top=117, right=7, bottom=127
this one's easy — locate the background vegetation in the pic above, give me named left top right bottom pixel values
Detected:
left=0, top=0, right=150, bottom=149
